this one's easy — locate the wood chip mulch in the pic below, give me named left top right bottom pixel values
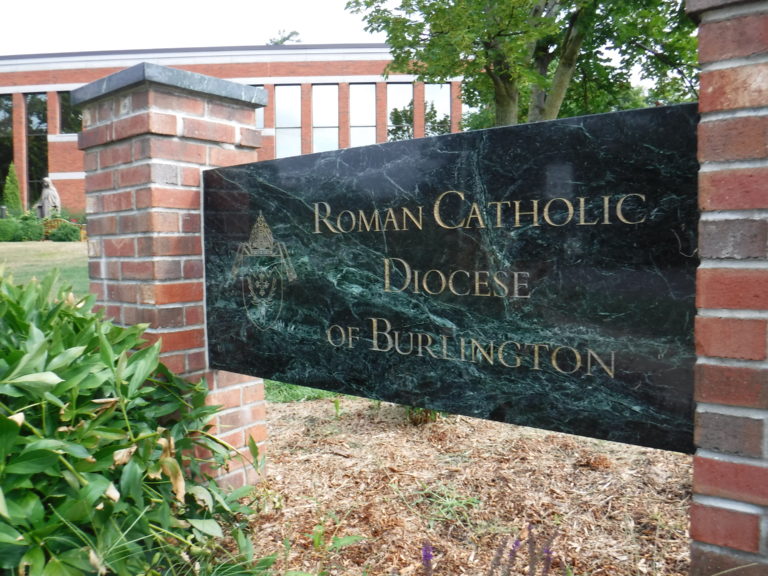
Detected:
left=248, top=397, right=691, bottom=575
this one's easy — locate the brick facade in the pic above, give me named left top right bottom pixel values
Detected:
left=687, top=0, right=768, bottom=573
left=0, top=45, right=463, bottom=214
left=72, top=63, right=268, bottom=487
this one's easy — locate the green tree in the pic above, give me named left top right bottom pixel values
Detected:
left=346, top=0, right=697, bottom=127
left=3, top=162, right=22, bottom=216
left=268, top=29, right=301, bottom=44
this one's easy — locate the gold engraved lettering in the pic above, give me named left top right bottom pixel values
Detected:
left=489, top=200, right=511, bottom=228
left=433, top=190, right=464, bottom=229
left=551, top=346, right=582, bottom=374
left=314, top=202, right=424, bottom=234
left=497, top=341, right=522, bottom=368
left=362, top=317, right=616, bottom=378
left=587, top=349, right=616, bottom=378
left=543, top=198, right=575, bottom=227
left=383, top=258, right=532, bottom=299
left=577, top=197, right=600, bottom=225
left=616, top=194, right=647, bottom=224
left=513, top=199, right=540, bottom=227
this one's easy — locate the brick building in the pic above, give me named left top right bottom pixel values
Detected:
left=0, top=44, right=463, bottom=214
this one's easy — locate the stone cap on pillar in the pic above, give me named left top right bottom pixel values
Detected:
left=686, top=0, right=753, bottom=18
left=71, top=61, right=267, bottom=108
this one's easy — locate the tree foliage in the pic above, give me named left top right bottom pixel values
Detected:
left=346, top=0, right=698, bottom=127
left=268, top=29, right=301, bottom=44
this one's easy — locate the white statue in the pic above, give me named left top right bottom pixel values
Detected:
left=39, top=177, right=60, bottom=218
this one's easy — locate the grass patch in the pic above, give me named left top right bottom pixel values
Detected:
left=265, top=380, right=340, bottom=403
left=0, top=241, right=89, bottom=296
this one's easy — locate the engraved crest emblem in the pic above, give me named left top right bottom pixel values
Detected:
left=231, top=212, right=296, bottom=330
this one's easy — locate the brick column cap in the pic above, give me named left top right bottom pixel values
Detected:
left=71, top=62, right=267, bottom=108
left=686, top=0, right=755, bottom=17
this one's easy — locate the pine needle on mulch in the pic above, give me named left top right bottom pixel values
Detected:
left=249, top=397, right=691, bottom=575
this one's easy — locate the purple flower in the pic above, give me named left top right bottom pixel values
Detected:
left=421, top=541, right=434, bottom=576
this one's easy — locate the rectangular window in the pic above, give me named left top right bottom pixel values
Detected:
left=275, top=85, right=301, bottom=158
left=424, top=83, right=451, bottom=136
left=312, top=84, right=338, bottom=153
left=387, top=83, right=413, bottom=141
left=26, top=93, right=48, bottom=207
left=0, top=94, right=12, bottom=190
left=349, top=84, right=376, bottom=148
left=58, top=92, right=82, bottom=134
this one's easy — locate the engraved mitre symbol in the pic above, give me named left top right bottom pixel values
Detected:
left=232, top=212, right=297, bottom=330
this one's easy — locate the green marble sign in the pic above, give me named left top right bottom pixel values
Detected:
left=204, top=104, right=698, bottom=452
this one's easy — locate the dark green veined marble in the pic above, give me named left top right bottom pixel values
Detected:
left=204, top=104, right=699, bottom=453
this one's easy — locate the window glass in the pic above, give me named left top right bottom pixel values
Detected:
left=275, top=85, right=301, bottom=127
left=275, top=128, right=301, bottom=159
left=313, top=127, right=339, bottom=153
left=275, top=85, right=302, bottom=158
left=350, top=126, right=376, bottom=148
left=349, top=84, right=375, bottom=127
left=26, top=93, right=48, bottom=207
left=312, top=85, right=339, bottom=153
left=312, top=85, right=338, bottom=128
left=425, top=84, right=451, bottom=119
left=387, top=83, right=413, bottom=141
left=387, top=83, right=413, bottom=122
left=59, top=92, right=82, bottom=134
left=424, top=83, right=452, bottom=136
left=0, top=94, right=12, bottom=191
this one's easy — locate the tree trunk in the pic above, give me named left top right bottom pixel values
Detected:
left=541, top=2, right=596, bottom=121
left=493, top=79, right=519, bottom=126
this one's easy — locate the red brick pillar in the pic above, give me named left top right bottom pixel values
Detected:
left=687, top=1, right=768, bottom=573
left=11, top=93, right=28, bottom=209
left=413, top=82, right=426, bottom=138
left=72, top=63, right=268, bottom=488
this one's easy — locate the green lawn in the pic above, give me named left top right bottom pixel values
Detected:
left=0, top=241, right=89, bottom=296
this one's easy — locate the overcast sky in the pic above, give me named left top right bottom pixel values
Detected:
left=1, top=0, right=385, bottom=57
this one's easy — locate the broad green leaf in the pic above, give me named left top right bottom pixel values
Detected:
left=329, top=535, right=365, bottom=551
left=26, top=439, right=92, bottom=460
left=0, top=487, right=7, bottom=519
left=5, top=325, right=47, bottom=381
left=248, top=435, right=261, bottom=466
left=0, top=520, right=25, bottom=544
left=0, top=541, right=27, bottom=569
left=46, top=346, right=87, bottom=372
left=7, top=492, right=44, bottom=526
left=187, top=518, right=224, bottom=538
left=4, top=372, right=63, bottom=392
left=5, top=450, right=59, bottom=474
left=0, top=415, right=21, bottom=464
left=126, top=342, right=160, bottom=397
left=97, top=329, right=115, bottom=373
left=42, top=556, right=81, bottom=576
left=120, top=457, right=144, bottom=505
left=20, top=546, right=45, bottom=576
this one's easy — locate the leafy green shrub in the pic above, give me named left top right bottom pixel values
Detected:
left=0, top=270, right=264, bottom=575
left=2, top=163, right=22, bottom=216
left=48, top=220, right=83, bottom=242
left=0, top=218, right=19, bottom=242
left=15, top=212, right=44, bottom=241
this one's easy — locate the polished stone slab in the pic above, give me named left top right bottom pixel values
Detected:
left=204, top=104, right=699, bottom=452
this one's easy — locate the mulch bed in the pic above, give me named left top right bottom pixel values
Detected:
left=249, top=397, right=691, bottom=575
